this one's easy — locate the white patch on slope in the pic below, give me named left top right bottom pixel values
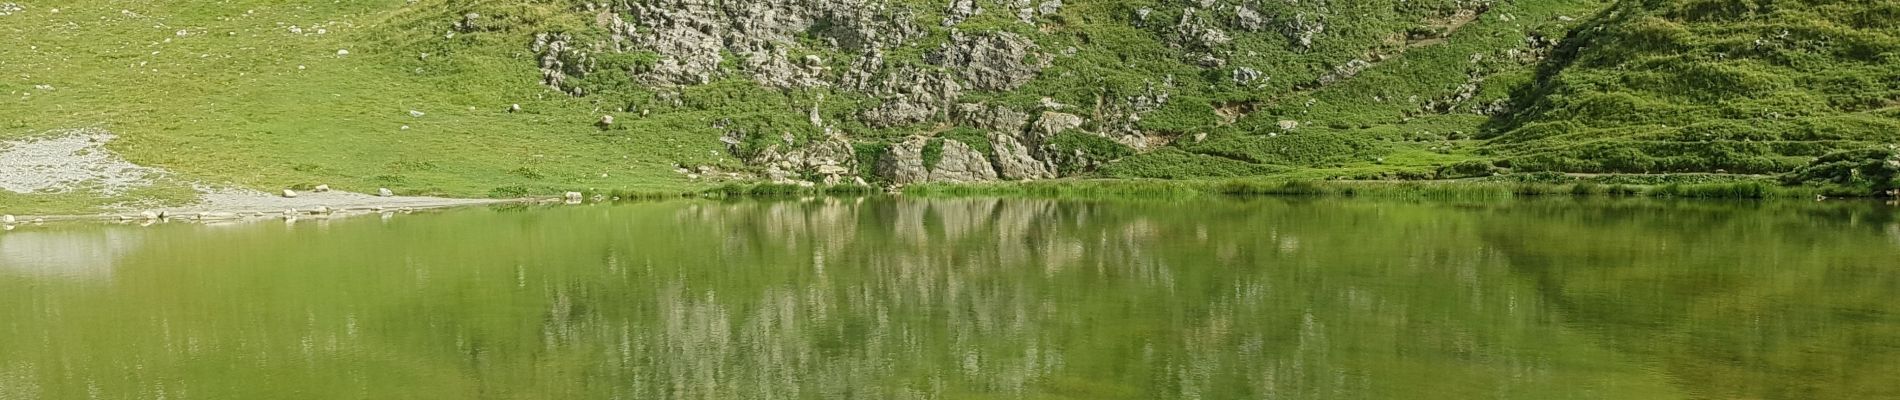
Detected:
left=0, top=129, right=162, bottom=195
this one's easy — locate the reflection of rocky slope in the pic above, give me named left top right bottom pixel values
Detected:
left=641, top=198, right=1668, bottom=398
left=2, top=198, right=1745, bottom=398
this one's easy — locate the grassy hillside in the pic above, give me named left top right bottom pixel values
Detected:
left=1484, top=0, right=1900, bottom=176
left=1, top=1, right=732, bottom=214
left=2, top=0, right=1896, bottom=214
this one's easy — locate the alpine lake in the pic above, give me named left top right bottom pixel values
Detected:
left=1, top=196, right=1896, bottom=399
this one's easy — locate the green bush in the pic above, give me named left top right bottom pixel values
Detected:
left=1439, top=160, right=1502, bottom=179
left=1048, top=133, right=1136, bottom=174
left=1781, top=148, right=1900, bottom=194
left=1099, top=148, right=1285, bottom=179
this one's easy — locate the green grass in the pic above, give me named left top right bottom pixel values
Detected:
left=2, top=1, right=722, bottom=214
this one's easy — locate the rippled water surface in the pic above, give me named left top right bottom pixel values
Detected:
left=1, top=197, right=1897, bottom=399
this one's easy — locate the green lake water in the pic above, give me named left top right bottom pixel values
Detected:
left=1, top=197, right=1897, bottom=399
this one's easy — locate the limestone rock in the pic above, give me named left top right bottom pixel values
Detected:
left=876, top=137, right=932, bottom=185
left=282, top=189, right=299, bottom=198
left=953, top=104, right=1032, bottom=135
left=1234, top=5, right=1266, bottom=31
left=1036, top=111, right=1085, bottom=135
left=929, top=32, right=1049, bottom=91
left=929, top=139, right=999, bottom=182
left=1233, top=67, right=1264, bottom=85
left=1038, top=0, right=1063, bottom=16
left=378, top=188, right=394, bottom=197
left=1282, top=12, right=1326, bottom=49
left=943, top=0, right=981, bottom=27
left=856, top=64, right=963, bottom=128
left=990, top=132, right=1057, bottom=180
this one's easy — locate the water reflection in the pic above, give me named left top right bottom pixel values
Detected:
left=0, top=198, right=1893, bottom=399
left=0, top=228, right=143, bottom=280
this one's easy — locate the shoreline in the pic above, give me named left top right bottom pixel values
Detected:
left=5, top=178, right=1894, bottom=224
left=4, top=195, right=533, bottom=225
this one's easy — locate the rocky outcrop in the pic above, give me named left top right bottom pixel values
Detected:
left=532, top=33, right=593, bottom=95
left=858, top=65, right=964, bottom=128
left=990, top=132, right=1057, bottom=180
left=954, top=103, right=1032, bottom=134
left=536, top=0, right=927, bottom=91
left=877, top=137, right=932, bottom=185
left=875, top=136, right=1004, bottom=184
left=1035, top=111, right=1084, bottom=136
left=1281, top=12, right=1327, bottom=49
left=943, top=0, right=981, bottom=27
left=743, top=48, right=829, bottom=89
left=524, top=0, right=1193, bottom=185
left=749, top=135, right=860, bottom=184
left=928, top=32, right=1049, bottom=91
left=1170, top=7, right=1233, bottom=66
left=929, top=139, right=999, bottom=182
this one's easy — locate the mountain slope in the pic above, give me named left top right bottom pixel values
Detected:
left=3, top=0, right=1897, bottom=213
left=1483, top=0, right=1900, bottom=175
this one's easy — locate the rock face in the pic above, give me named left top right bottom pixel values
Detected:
left=541, top=0, right=926, bottom=90
left=990, top=132, right=1056, bottom=180
left=929, top=139, right=999, bottom=182
left=876, top=137, right=999, bottom=184
left=876, top=138, right=932, bottom=185
left=515, top=0, right=1289, bottom=185
left=746, top=134, right=860, bottom=184
left=929, top=32, right=1049, bottom=91
left=1036, top=111, right=1084, bottom=136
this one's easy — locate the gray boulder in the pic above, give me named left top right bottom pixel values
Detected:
left=929, top=139, right=999, bottom=182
